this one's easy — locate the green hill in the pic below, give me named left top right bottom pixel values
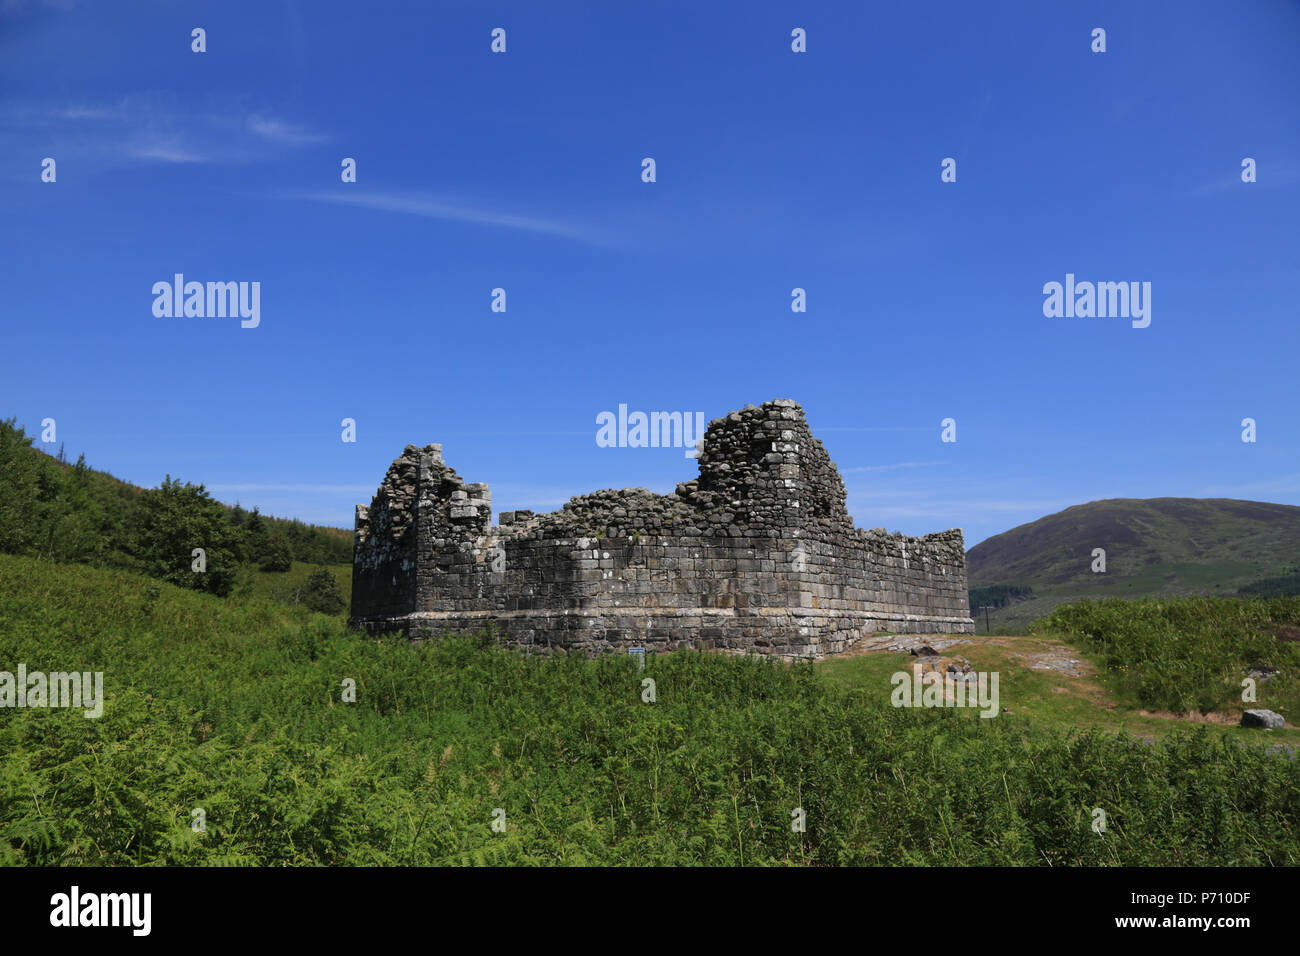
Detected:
left=967, top=498, right=1300, bottom=632
left=0, top=417, right=351, bottom=598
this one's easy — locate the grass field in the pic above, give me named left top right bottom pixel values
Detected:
left=2, top=552, right=1298, bottom=866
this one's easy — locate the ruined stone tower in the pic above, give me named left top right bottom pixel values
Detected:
left=350, top=400, right=974, bottom=659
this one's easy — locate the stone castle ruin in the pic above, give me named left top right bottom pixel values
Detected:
left=350, top=400, right=974, bottom=660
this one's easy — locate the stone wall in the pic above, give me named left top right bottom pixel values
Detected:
left=351, top=400, right=974, bottom=659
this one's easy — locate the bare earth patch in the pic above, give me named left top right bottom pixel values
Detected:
left=1007, top=645, right=1095, bottom=678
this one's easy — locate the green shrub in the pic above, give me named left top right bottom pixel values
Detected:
left=1032, top=596, right=1300, bottom=714
left=259, top=532, right=294, bottom=573
left=128, top=477, right=243, bottom=597
left=302, top=567, right=346, bottom=615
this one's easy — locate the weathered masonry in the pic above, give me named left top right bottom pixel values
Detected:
left=350, top=400, right=974, bottom=660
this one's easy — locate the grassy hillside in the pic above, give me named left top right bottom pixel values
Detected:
left=0, top=417, right=352, bottom=581
left=966, top=497, right=1300, bottom=633
left=2, top=552, right=1298, bottom=866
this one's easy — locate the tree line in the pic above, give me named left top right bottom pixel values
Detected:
left=967, top=583, right=1035, bottom=613
left=0, top=418, right=352, bottom=597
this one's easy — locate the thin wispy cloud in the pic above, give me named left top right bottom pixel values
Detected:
left=248, top=115, right=326, bottom=146
left=1, top=97, right=325, bottom=171
left=2, top=0, right=76, bottom=14
left=1190, top=162, right=1300, bottom=197
left=294, top=190, right=614, bottom=245
left=211, top=482, right=597, bottom=523
left=56, top=105, right=121, bottom=121
left=128, top=139, right=207, bottom=164
left=841, top=460, right=944, bottom=474
left=845, top=494, right=1079, bottom=516
left=434, top=429, right=591, bottom=437
left=1195, top=473, right=1300, bottom=497
left=490, top=488, right=584, bottom=512
left=841, top=468, right=1090, bottom=540
left=209, top=483, right=377, bottom=495
left=842, top=492, right=1083, bottom=544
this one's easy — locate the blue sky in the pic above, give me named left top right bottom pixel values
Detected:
left=2, top=0, right=1297, bottom=547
